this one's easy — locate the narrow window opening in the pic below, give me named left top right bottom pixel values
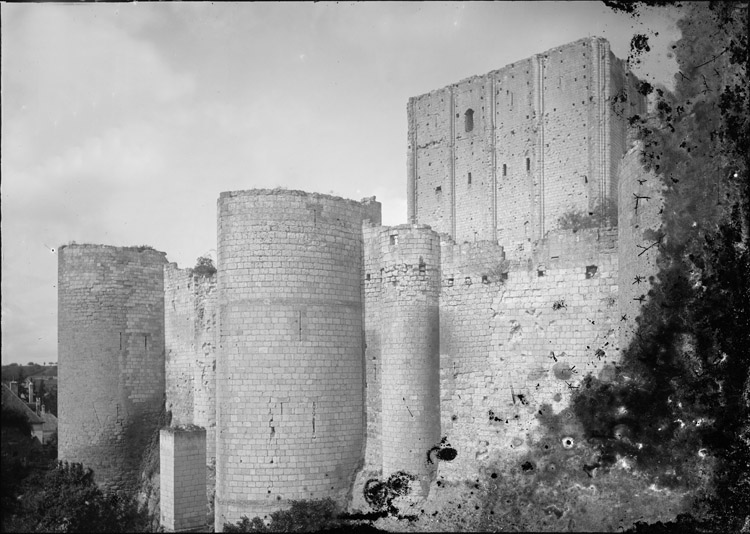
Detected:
left=447, top=277, right=454, bottom=287
left=464, top=109, right=474, bottom=132
left=366, top=273, right=371, bottom=281
left=526, top=158, right=531, bottom=172
left=144, top=335, right=148, bottom=349
left=586, top=265, right=598, bottom=279
left=468, top=172, right=472, bottom=184
left=482, top=275, right=489, bottom=284
left=119, top=333, right=122, bottom=350
left=390, top=235, right=398, bottom=246
left=537, top=269, right=545, bottom=277
left=435, top=186, right=442, bottom=194
left=502, top=164, right=507, bottom=177
left=465, top=276, right=472, bottom=285
left=312, top=401, right=316, bottom=439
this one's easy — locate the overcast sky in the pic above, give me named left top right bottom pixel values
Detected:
left=1, top=2, right=681, bottom=366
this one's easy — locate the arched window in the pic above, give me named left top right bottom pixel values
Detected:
left=464, top=109, right=474, bottom=133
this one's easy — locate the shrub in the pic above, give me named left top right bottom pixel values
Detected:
left=193, top=256, right=217, bottom=277
left=6, top=461, right=149, bottom=533
left=224, top=498, right=341, bottom=532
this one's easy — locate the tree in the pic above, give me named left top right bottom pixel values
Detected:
left=193, top=256, right=217, bottom=277
left=6, top=461, right=148, bottom=533
left=573, top=2, right=749, bottom=530
left=224, top=499, right=342, bottom=532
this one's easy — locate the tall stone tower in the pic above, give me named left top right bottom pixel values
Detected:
left=214, top=189, right=381, bottom=529
left=379, top=225, right=441, bottom=495
left=407, top=37, right=646, bottom=251
left=58, top=244, right=167, bottom=494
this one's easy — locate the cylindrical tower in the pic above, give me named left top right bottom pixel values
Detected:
left=380, top=225, right=441, bottom=495
left=215, top=189, right=381, bottom=530
left=58, top=244, right=167, bottom=495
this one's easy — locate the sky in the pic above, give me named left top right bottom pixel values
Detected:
left=0, top=2, right=682, bottom=366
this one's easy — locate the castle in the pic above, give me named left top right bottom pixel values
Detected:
left=58, top=37, right=667, bottom=531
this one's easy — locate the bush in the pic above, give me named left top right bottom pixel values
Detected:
left=193, top=256, right=217, bottom=277
left=224, top=498, right=341, bottom=532
left=4, top=461, right=149, bottom=533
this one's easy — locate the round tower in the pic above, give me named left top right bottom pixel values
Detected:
left=58, top=244, right=167, bottom=495
left=379, top=225, right=441, bottom=496
left=215, top=189, right=381, bottom=529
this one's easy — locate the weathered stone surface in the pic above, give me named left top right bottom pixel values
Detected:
left=214, top=189, right=381, bottom=529
left=58, top=244, right=167, bottom=495
left=407, top=37, right=646, bottom=253
left=57, top=37, right=684, bottom=533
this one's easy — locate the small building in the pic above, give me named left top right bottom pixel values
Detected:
left=1, top=383, right=45, bottom=443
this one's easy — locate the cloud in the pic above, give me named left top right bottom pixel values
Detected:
left=0, top=2, right=682, bottom=366
left=2, top=5, right=195, bottom=171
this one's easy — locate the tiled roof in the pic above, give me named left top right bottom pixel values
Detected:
left=1, top=383, right=43, bottom=424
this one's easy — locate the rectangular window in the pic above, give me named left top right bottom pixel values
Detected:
left=468, top=172, right=472, bottom=185
left=502, top=164, right=507, bottom=177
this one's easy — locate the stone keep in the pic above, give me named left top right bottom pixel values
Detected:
left=407, top=37, right=646, bottom=250
left=58, top=244, right=167, bottom=494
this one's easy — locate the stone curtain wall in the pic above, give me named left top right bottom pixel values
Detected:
left=379, top=225, right=441, bottom=494
left=407, top=38, right=645, bottom=254
left=214, top=189, right=380, bottom=529
left=58, top=245, right=167, bottom=495
left=437, top=230, right=619, bottom=478
left=193, top=275, right=217, bottom=465
left=164, top=267, right=194, bottom=427
left=618, top=144, right=664, bottom=352
left=164, top=264, right=218, bottom=466
left=362, top=223, right=384, bottom=470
